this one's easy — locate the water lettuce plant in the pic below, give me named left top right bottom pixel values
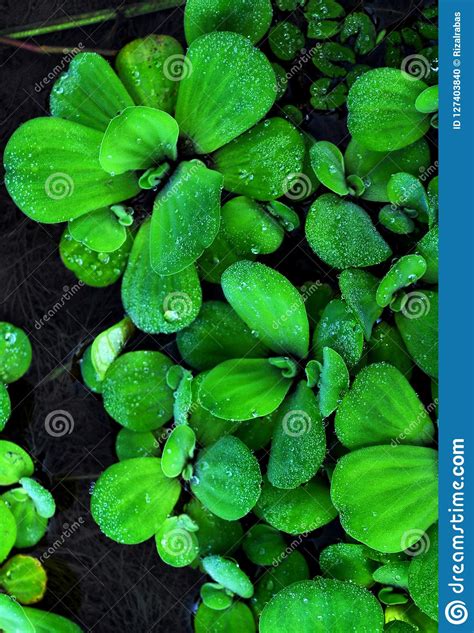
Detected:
left=4, top=0, right=438, bottom=630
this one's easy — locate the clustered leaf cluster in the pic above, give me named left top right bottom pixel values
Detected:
left=2, top=0, right=439, bottom=631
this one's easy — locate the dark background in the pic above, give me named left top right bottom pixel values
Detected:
left=0, top=1, right=430, bottom=631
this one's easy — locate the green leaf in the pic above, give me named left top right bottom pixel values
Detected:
left=155, top=515, right=200, bottom=567
left=331, top=446, right=438, bottom=552
left=222, top=261, right=309, bottom=359
left=115, top=429, right=160, bottom=461
left=199, top=358, right=293, bottom=421
left=255, top=476, right=337, bottom=535
left=268, top=381, right=326, bottom=489
left=310, top=141, right=349, bottom=196
left=305, top=0, right=344, bottom=38
left=91, top=457, right=180, bottom=544
left=306, top=194, right=392, bottom=268
left=190, top=436, right=262, bottom=520
left=378, top=206, right=415, bottom=235
left=213, top=118, right=305, bottom=200
left=313, top=299, right=364, bottom=370
left=99, top=106, right=178, bottom=175
left=319, top=543, right=378, bottom=587
left=260, top=579, right=384, bottom=632
left=195, top=602, right=256, bottom=633
left=102, top=351, right=175, bottom=431
left=0, top=499, right=17, bottom=563
left=150, top=160, right=223, bottom=275
left=4, top=118, right=139, bottom=223
left=175, top=32, right=276, bottom=153
left=50, top=52, right=134, bottom=131
left=376, top=256, right=427, bottom=307
left=368, top=322, right=413, bottom=378
left=373, top=561, right=410, bottom=589
left=122, top=220, right=202, bottom=334
left=200, top=583, right=233, bottom=611
left=0, top=555, right=47, bottom=605
left=220, top=197, right=284, bottom=256
left=417, top=226, right=438, bottom=283
left=415, top=85, right=438, bottom=113
left=161, top=425, right=196, bottom=478
left=176, top=301, right=267, bottom=371
left=19, top=478, right=55, bottom=519
left=89, top=317, right=134, bottom=383
left=115, top=35, right=184, bottom=113
left=408, top=524, right=438, bottom=620
left=0, top=441, right=34, bottom=486
left=335, top=363, right=434, bottom=449
left=310, top=79, right=347, bottom=110
left=385, top=604, right=438, bottom=632
left=68, top=208, right=127, bottom=253
left=0, top=595, right=35, bottom=633
left=387, top=173, right=431, bottom=220
left=1, top=490, right=47, bottom=549
left=185, top=498, right=243, bottom=556
left=234, top=414, right=277, bottom=451
left=318, top=347, right=349, bottom=417
left=347, top=68, right=430, bottom=151
left=268, top=21, right=305, bottom=61
left=185, top=0, right=272, bottom=44
left=344, top=138, right=430, bottom=202
left=242, top=524, right=286, bottom=566
left=395, top=290, right=438, bottom=378
left=21, top=607, right=83, bottom=633
left=313, top=43, right=355, bottom=78
left=340, top=12, right=376, bottom=54
left=60, top=228, right=132, bottom=287
left=202, top=555, right=253, bottom=598
left=251, top=550, right=310, bottom=616
left=0, top=323, right=32, bottom=384
left=0, top=384, right=11, bottom=431
left=339, top=269, right=382, bottom=340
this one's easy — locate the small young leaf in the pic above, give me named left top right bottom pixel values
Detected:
left=202, top=555, right=253, bottom=598
left=376, top=255, right=427, bottom=307
left=102, top=351, right=175, bottom=431
left=191, top=436, right=262, bottom=521
left=222, top=261, right=310, bottom=359
left=268, top=381, right=326, bottom=489
left=91, top=457, right=181, bottom=544
left=161, top=425, right=196, bottom=478
left=379, top=206, right=415, bottom=235
left=0, top=555, right=47, bottom=605
left=319, top=543, right=378, bottom=587
left=313, top=299, right=364, bottom=370
left=155, top=515, right=199, bottom=567
left=255, top=476, right=337, bottom=535
left=2, top=489, right=48, bottom=549
left=200, top=583, right=233, bottom=611
left=310, top=141, right=349, bottom=196
left=387, top=173, right=431, bottom=220
left=68, top=208, right=127, bottom=253
left=199, top=358, right=292, bottom=421
left=19, top=478, right=55, bottom=519
left=306, top=194, right=392, bottom=269
left=268, top=22, right=305, bottom=61
left=339, top=269, right=382, bottom=340
left=0, top=500, right=17, bottom=563
left=318, top=347, right=349, bottom=417
left=0, top=323, right=32, bottom=384
left=0, top=441, right=34, bottom=485
left=242, top=525, right=286, bottom=566
left=90, top=317, right=134, bottom=382
left=335, top=363, right=434, bottom=449
left=195, top=602, right=256, bottom=633
left=415, top=85, right=438, bottom=113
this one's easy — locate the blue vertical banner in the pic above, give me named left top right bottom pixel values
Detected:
left=439, top=0, right=474, bottom=630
